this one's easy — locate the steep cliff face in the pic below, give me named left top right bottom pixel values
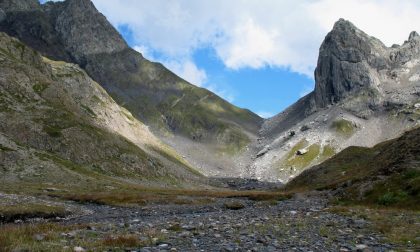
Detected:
left=0, top=0, right=262, bottom=177
left=256, top=19, right=420, bottom=182
left=313, top=19, right=387, bottom=109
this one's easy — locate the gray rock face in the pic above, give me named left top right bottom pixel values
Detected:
left=313, top=19, right=388, bottom=109
left=0, top=9, right=6, bottom=23
left=0, top=0, right=41, bottom=12
left=47, top=0, right=128, bottom=62
left=256, top=19, right=420, bottom=182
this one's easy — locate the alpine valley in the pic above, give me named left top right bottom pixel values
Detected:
left=0, top=0, right=418, bottom=251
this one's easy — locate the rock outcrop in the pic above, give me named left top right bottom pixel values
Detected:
left=256, top=19, right=420, bottom=182
left=313, top=19, right=387, bottom=109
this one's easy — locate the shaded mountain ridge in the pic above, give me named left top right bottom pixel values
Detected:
left=0, top=0, right=262, bottom=177
left=0, top=32, right=203, bottom=191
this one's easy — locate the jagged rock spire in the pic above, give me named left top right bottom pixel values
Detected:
left=313, top=19, right=385, bottom=109
left=409, top=31, right=419, bottom=41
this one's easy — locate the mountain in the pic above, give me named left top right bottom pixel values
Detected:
left=0, top=32, right=203, bottom=193
left=0, top=0, right=263, bottom=177
left=286, top=127, right=420, bottom=209
left=1, top=0, right=418, bottom=183
left=253, top=19, right=420, bottom=182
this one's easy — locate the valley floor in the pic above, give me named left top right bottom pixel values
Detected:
left=1, top=189, right=418, bottom=252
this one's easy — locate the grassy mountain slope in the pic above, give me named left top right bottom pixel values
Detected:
left=0, top=32, right=203, bottom=194
left=286, top=127, right=420, bottom=209
left=0, top=0, right=263, bottom=176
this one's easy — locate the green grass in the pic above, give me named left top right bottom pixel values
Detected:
left=80, top=104, right=96, bottom=117
left=32, top=83, right=49, bottom=94
left=148, top=145, right=202, bottom=177
left=224, top=201, right=245, bottom=210
left=0, top=222, right=165, bottom=252
left=364, top=169, right=420, bottom=209
left=55, top=187, right=290, bottom=207
left=330, top=119, right=355, bottom=137
left=286, top=127, right=420, bottom=210
left=0, top=223, right=75, bottom=252
left=0, top=144, right=15, bottom=152
left=319, top=145, right=335, bottom=162
left=277, top=140, right=321, bottom=171
left=43, top=125, right=62, bottom=138
left=329, top=206, right=420, bottom=248
left=0, top=204, right=67, bottom=223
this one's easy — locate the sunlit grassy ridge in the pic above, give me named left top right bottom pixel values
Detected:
left=286, top=127, right=420, bottom=210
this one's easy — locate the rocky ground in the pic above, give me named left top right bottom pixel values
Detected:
left=2, top=190, right=417, bottom=252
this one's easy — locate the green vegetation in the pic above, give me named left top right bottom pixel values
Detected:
left=80, top=104, right=96, bottom=117
left=0, top=144, right=15, bottom=152
left=148, top=145, right=202, bottom=177
left=0, top=223, right=76, bottom=252
left=318, top=145, right=335, bottom=162
left=0, top=222, right=166, bottom=252
left=365, top=169, right=420, bottom=209
left=0, top=204, right=67, bottom=222
left=286, top=128, right=420, bottom=210
left=224, top=201, right=245, bottom=210
left=277, top=140, right=321, bottom=171
left=102, top=234, right=142, bottom=247
left=43, top=125, right=62, bottom=138
left=216, top=127, right=250, bottom=156
left=58, top=188, right=290, bottom=207
left=32, top=82, right=49, bottom=94
left=330, top=119, right=355, bottom=137
left=329, top=206, right=420, bottom=248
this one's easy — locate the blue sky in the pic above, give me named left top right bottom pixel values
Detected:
left=40, top=0, right=420, bottom=117
left=117, top=23, right=314, bottom=117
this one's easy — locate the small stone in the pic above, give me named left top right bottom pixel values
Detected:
left=73, top=246, right=85, bottom=252
left=33, top=234, right=45, bottom=241
left=179, top=231, right=190, bottom=237
left=356, top=244, right=368, bottom=250
left=222, top=246, right=234, bottom=252
left=158, top=244, right=169, bottom=249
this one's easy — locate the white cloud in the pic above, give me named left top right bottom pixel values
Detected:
left=163, top=59, right=208, bottom=87
left=43, top=0, right=420, bottom=79
left=133, top=45, right=155, bottom=61
left=257, top=111, right=275, bottom=119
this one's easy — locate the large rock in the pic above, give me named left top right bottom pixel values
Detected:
left=313, top=19, right=387, bottom=109
left=256, top=19, right=420, bottom=182
left=48, top=0, right=128, bottom=62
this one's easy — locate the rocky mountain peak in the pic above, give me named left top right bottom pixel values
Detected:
left=46, top=0, right=128, bottom=62
left=408, top=31, right=419, bottom=42
left=313, top=19, right=386, bottom=109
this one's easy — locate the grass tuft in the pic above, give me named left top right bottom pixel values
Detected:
left=102, top=235, right=140, bottom=247
left=0, top=204, right=67, bottom=223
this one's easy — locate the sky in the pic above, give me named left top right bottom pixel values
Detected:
left=40, top=0, right=420, bottom=118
